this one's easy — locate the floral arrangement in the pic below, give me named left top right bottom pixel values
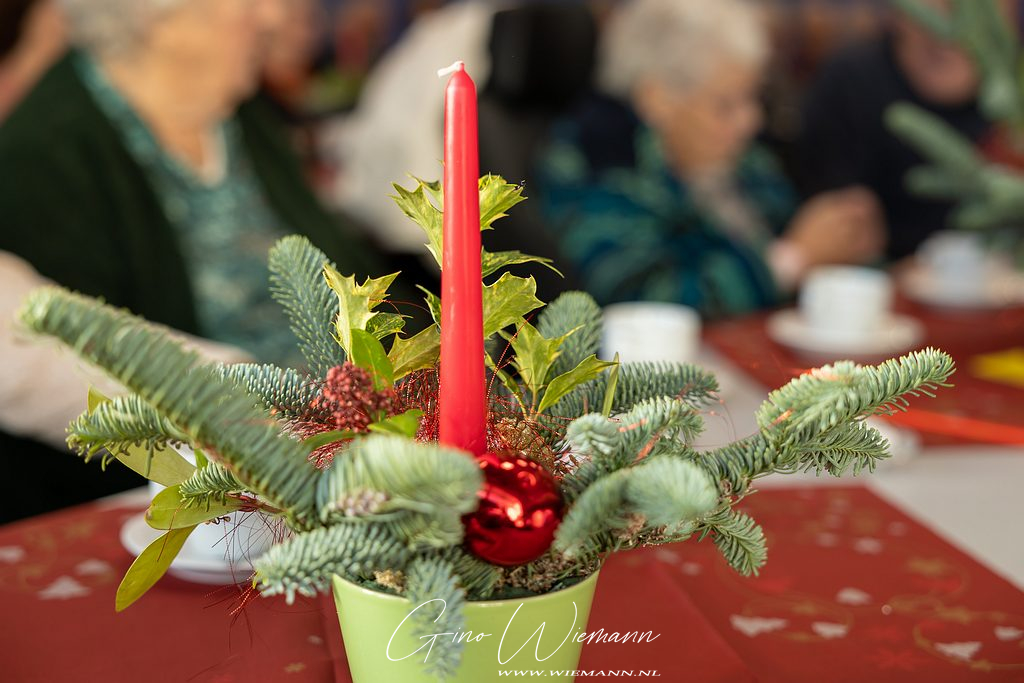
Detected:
left=18, top=175, right=954, bottom=679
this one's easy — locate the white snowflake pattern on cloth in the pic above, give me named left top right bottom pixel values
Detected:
left=816, top=532, right=839, bottom=548
left=730, top=615, right=788, bottom=637
left=38, top=576, right=90, bottom=600
left=811, top=622, right=849, bottom=639
left=307, top=635, right=324, bottom=646
left=653, top=548, right=679, bottom=564
left=835, top=587, right=872, bottom=606
left=935, top=641, right=981, bottom=662
left=887, top=522, right=908, bottom=536
left=853, top=538, right=883, bottom=554
left=679, top=562, right=702, bottom=576
left=995, top=626, right=1024, bottom=641
left=75, top=559, right=113, bottom=575
left=0, top=546, right=26, bottom=563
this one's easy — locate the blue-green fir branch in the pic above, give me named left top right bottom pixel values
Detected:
left=254, top=522, right=411, bottom=603
left=67, top=393, right=189, bottom=462
left=315, top=435, right=482, bottom=549
left=215, top=363, right=321, bottom=419
left=179, top=461, right=248, bottom=506
left=268, top=235, right=345, bottom=375
left=18, top=287, right=323, bottom=526
left=405, top=557, right=467, bottom=681
left=696, top=508, right=767, bottom=576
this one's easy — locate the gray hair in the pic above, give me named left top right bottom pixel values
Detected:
left=59, top=0, right=185, bottom=56
left=599, top=0, right=769, bottom=99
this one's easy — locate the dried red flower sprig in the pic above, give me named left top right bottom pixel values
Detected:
left=314, top=363, right=398, bottom=432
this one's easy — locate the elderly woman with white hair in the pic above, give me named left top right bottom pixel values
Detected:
left=537, top=0, right=886, bottom=315
left=0, top=0, right=388, bottom=520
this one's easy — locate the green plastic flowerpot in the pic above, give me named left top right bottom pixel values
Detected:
left=332, top=570, right=600, bottom=682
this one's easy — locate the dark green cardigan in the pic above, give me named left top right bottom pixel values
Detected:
left=0, top=52, right=388, bottom=522
left=0, top=51, right=384, bottom=332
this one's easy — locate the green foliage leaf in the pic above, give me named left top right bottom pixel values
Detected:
left=116, top=525, right=195, bottom=611
left=388, top=326, right=441, bottom=379
left=538, top=355, right=617, bottom=414
left=350, top=329, right=394, bottom=390
left=481, top=250, right=560, bottom=280
left=602, top=353, right=621, bottom=417
left=483, top=273, right=543, bottom=338
left=145, top=484, right=242, bottom=530
left=323, top=266, right=400, bottom=357
left=393, top=175, right=550, bottom=279
left=419, top=286, right=441, bottom=325
left=479, top=174, right=527, bottom=228
left=368, top=409, right=424, bottom=437
left=365, top=311, right=406, bottom=341
left=392, top=179, right=444, bottom=266
left=505, top=320, right=572, bottom=397
left=301, top=430, right=356, bottom=452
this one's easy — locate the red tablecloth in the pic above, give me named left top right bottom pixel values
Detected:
left=705, top=302, right=1024, bottom=446
left=3, top=487, right=1023, bottom=682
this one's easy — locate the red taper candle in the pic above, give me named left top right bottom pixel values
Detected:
left=438, top=61, right=487, bottom=455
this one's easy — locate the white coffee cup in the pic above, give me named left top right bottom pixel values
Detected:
left=601, top=302, right=701, bottom=364
left=800, top=266, right=893, bottom=340
left=917, top=231, right=987, bottom=301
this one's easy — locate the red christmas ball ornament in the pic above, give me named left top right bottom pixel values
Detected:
left=462, top=451, right=564, bottom=566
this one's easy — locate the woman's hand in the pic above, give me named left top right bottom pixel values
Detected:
left=783, top=186, right=886, bottom=269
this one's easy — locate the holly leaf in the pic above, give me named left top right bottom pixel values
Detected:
left=392, top=175, right=530, bottom=269
left=504, top=320, right=576, bottom=398
left=479, top=175, right=527, bottom=229
left=365, top=311, right=406, bottom=341
left=483, top=273, right=544, bottom=338
left=481, top=250, right=561, bottom=280
left=323, top=265, right=400, bottom=356
left=350, top=329, right=395, bottom=390
left=389, top=326, right=441, bottom=379
left=419, top=286, right=442, bottom=326
left=392, top=180, right=444, bottom=266
left=85, top=388, right=196, bottom=486
left=116, top=525, right=196, bottom=611
left=145, top=485, right=242, bottom=530
left=368, top=409, right=424, bottom=437
left=538, top=355, right=618, bottom=414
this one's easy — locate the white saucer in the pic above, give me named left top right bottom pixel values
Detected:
left=901, top=263, right=1024, bottom=310
left=120, top=514, right=264, bottom=585
left=766, top=309, right=924, bottom=361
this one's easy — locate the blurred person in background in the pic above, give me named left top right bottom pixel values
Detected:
left=798, top=0, right=996, bottom=260
left=0, top=0, right=390, bottom=522
left=536, top=0, right=885, bottom=315
left=324, top=0, right=495, bottom=257
left=0, top=0, right=65, bottom=121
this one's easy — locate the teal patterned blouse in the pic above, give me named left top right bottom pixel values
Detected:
left=536, top=97, right=797, bottom=318
left=74, top=54, right=300, bottom=366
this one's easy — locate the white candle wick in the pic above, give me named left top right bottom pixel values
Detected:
left=437, top=61, right=465, bottom=79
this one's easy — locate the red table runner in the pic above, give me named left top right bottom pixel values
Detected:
left=705, top=301, right=1024, bottom=446
left=3, top=487, right=1022, bottom=682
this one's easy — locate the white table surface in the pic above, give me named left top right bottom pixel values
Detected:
left=694, top=346, right=1024, bottom=591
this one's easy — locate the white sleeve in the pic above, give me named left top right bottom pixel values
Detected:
left=0, top=251, right=252, bottom=450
